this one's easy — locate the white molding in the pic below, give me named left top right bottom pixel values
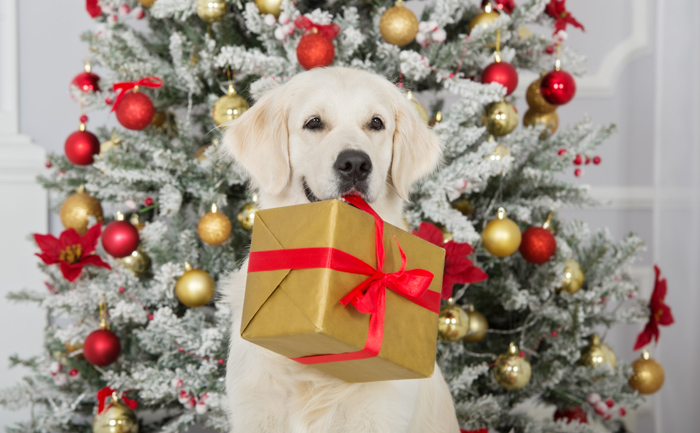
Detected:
left=566, top=186, right=691, bottom=211
left=516, top=0, right=653, bottom=98
left=0, top=0, right=20, bottom=135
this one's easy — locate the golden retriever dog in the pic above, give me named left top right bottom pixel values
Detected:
left=221, top=67, right=460, bottom=433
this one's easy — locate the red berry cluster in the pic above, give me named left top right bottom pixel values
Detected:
left=558, top=149, right=602, bottom=177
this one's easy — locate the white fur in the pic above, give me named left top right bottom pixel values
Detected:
left=221, top=67, right=459, bottom=433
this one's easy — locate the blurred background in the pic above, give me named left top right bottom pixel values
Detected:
left=1, top=0, right=698, bottom=431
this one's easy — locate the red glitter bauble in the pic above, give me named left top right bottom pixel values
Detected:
left=554, top=406, right=588, bottom=424
left=71, top=71, right=101, bottom=93
left=102, top=220, right=140, bottom=258
left=540, top=70, right=576, bottom=105
left=296, top=33, right=335, bottom=70
left=482, top=61, right=519, bottom=96
left=116, top=91, right=155, bottom=130
left=83, top=329, right=121, bottom=366
left=64, top=129, right=100, bottom=166
left=519, top=227, right=556, bottom=264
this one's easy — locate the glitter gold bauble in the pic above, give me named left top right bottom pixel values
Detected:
left=629, top=350, right=665, bottom=394
left=468, top=3, right=500, bottom=34
left=92, top=394, right=139, bottom=433
left=482, top=100, right=519, bottom=137
left=238, top=200, right=259, bottom=232
left=119, top=248, right=151, bottom=277
left=493, top=343, right=531, bottom=390
left=523, top=108, right=559, bottom=139
left=526, top=78, right=557, bottom=113
left=463, top=304, right=488, bottom=343
left=255, top=0, right=282, bottom=17
left=175, top=262, right=215, bottom=307
left=451, top=198, right=474, bottom=216
left=198, top=203, right=232, bottom=245
left=99, top=136, right=121, bottom=157
left=560, top=259, right=584, bottom=294
left=196, top=0, right=227, bottom=23
left=437, top=302, right=469, bottom=342
left=481, top=207, right=521, bottom=257
left=138, top=0, right=157, bottom=7
left=406, top=90, right=429, bottom=124
left=379, top=0, right=419, bottom=47
left=579, top=334, right=616, bottom=368
left=213, top=85, right=249, bottom=126
left=485, top=138, right=512, bottom=161
left=60, top=186, right=104, bottom=235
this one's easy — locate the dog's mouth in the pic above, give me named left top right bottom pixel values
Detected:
left=303, top=179, right=368, bottom=203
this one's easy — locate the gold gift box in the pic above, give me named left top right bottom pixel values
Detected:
left=241, top=199, right=445, bottom=383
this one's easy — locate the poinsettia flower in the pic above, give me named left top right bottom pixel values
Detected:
left=413, top=222, right=488, bottom=299
left=34, top=223, right=111, bottom=282
left=633, top=265, right=674, bottom=350
left=545, top=0, right=584, bottom=34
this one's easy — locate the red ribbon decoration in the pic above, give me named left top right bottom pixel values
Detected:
left=96, top=387, right=138, bottom=414
left=110, top=77, right=163, bottom=112
left=247, top=196, right=439, bottom=365
left=294, top=16, right=340, bottom=39
left=86, top=0, right=102, bottom=18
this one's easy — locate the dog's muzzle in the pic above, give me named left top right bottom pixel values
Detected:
left=334, top=149, right=372, bottom=196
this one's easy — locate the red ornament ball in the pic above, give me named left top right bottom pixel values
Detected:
left=593, top=156, right=602, bottom=165
left=116, top=91, right=155, bottom=130
left=482, top=61, right=519, bottom=96
left=102, top=220, right=140, bottom=258
left=296, top=33, right=335, bottom=70
left=553, top=406, right=588, bottom=424
left=519, top=227, right=556, bottom=264
left=83, top=329, right=121, bottom=366
left=144, top=197, right=154, bottom=206
left=573, top=154, right=583, bottom=165
left=574, top=168, right=583, bottom=177
left=71, top=71, right=101, bottom=93
left=540, top=70, right=576, bottom=105
left=64, top=129, right=100, bottom=165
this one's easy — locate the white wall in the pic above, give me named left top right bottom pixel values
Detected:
left=4, top=0, right=698, bottom=431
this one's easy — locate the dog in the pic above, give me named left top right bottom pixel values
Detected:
left=221, top=67, right=460, bottom=433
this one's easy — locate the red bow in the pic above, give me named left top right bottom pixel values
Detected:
left=294, top=16, right=340, bottom=39
left=97, top=387, right=137, bottom=414
left=247, top=196, right=439, bottom=365
left=86, top=0, right=102, bottom=17
left=633, top=265, right=674, bottom=350
left=110, top=77, right=163, bottom=112
left=545, top=0, right=584, bottom=34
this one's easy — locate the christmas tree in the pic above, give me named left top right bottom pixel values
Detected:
left=1, top=0, right=670, bottom=432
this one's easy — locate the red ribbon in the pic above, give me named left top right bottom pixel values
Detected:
left=247, top=196, right=439, bottom=365
left=97, top=387, right=137, bottom=414
left=110, top=77, right=163, bottom=112
left=294, top=16, right=340, bottom=39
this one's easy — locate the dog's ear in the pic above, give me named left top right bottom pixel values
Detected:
left=391, top=92, right=442, bottom=200
left=222, top=85, right=290, bottom=195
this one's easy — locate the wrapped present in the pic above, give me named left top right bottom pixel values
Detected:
left=241, top=196, right=445, bottom=383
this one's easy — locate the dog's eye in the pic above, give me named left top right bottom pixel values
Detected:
left=304, top=117, right=322, bottom=130
left=370, top=117, right=384, bottom=130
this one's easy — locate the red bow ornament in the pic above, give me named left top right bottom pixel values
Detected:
left=545, top=0, right=584, bottom=34
left=633, top=265, right=674, bottom=350
left=97, top=387, right=138, bottom=414
left=111, top=77, right=163, bottom=113
left=294, top=16, right=340, bottom=39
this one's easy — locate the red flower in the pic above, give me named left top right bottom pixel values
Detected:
left=545, top=0, right=585, bottom=34
left=413, top=222, right=488, bottom=299
left=481, top=0, right=515, bottom=15
left=633, top=265, right=674, bottom=350
left=34, top=223, right=111, bottom=282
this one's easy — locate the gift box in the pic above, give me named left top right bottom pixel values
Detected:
left=240, top=197, right=445, bottom=383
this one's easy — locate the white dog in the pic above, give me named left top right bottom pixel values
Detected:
left=221, top=67, right=460, bottom=433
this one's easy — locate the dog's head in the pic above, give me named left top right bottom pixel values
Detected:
left=223, top=67, right=441, bottom=216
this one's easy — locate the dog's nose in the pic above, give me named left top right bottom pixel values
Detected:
left=334, top=150, right=372, bottom=182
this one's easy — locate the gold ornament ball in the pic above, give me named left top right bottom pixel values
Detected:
left=60, top=187, right=104, bottom=235
left=523, top=108, right=559, bottom=139
left=138, top=0, right=157, bottom=7
left=213, top=86, right=249, bottom=126
left=65, top=340, right=84, bottom=358
left=579, top=334, right=616, bottom=368
left=463, top=305, right=489, bottom=343
left=92, top=397, right=139, bottom=433
left=379, top=2, right=419, bottom=47
left=560, top=259, right=584, bottom=294
left=238, top=201, right=259, bottom=232
left=526, top=78, right=557, bottom=113
left=196, top=0, right=227, bottom=23
left=451, top=198, right=474, bottom=216
left=119, top=248, right=151, bottom=277
left=487, top=143, right=512, bottom=161
left=175, top=263, right=215, bottom=307
left=481, top=208, right=521, bottom=257
left=129, top=213, right=146, bottom=231
left=493, top=343, right=531, bottom=390
left=629, top=350, right=665, bottom=394
left=468, top=10, right=500, bottom=34
left=437, top=303, right=470, bottom=342
left=482, top=100, right=519, bottom=137
left=198, top=204, right=232, bottom=245
left=255, top=0, right=282, bottom=17
left=99, top=136, right=121, bottom=157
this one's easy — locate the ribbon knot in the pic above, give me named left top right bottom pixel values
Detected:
left=96, top=387, right=137, bottom=414
left=110, top=77, right=163, bottom=112
left=294, top=16, right=340, bottom=39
